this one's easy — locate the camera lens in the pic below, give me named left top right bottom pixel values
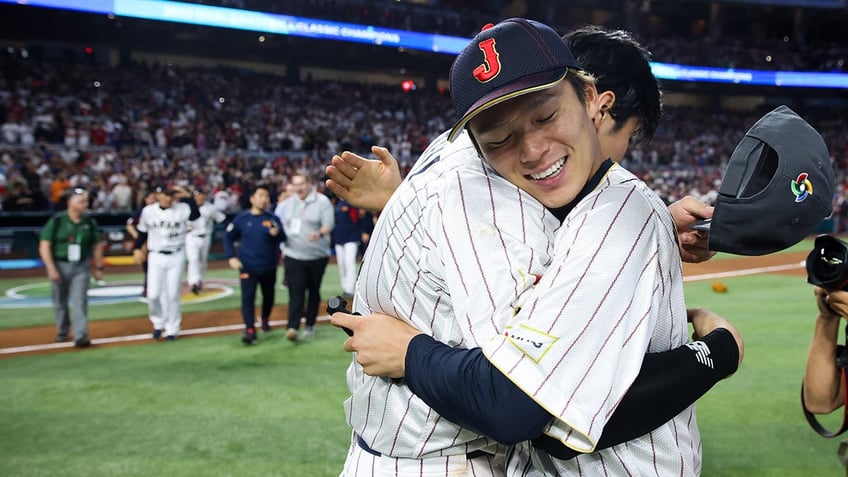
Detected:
left=807, top=235, right=848, bottom=291
left=813, top=246, right=845, bottom=281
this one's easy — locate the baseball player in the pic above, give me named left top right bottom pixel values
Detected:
left=186, top=189, right=227, bottom=295
left=126, top=189, right=157, bottom=297
left=132, top=184, right=200, bottom=340
left=331, top=20, right=731, bottom=476
left=223, top=185, right=285, bottom=344
left=331, top=198, right=366, bottom=299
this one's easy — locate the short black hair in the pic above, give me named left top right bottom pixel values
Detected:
left=564, top=26, right=662, bottom=143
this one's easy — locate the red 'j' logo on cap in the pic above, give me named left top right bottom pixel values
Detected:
left=473, top=38, right=501, bottom=83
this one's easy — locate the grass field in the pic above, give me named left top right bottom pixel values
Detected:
left=1, top=254, right=847, bottom=476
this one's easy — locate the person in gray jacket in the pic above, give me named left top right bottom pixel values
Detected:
left=275, top=170, right=334, bottom=341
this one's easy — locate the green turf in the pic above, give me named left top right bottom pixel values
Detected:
left=2, top=258, right=847, bottom=475
left=686, top=274, right=844, bottom=476
left=0, top=330, right=353, bottom=477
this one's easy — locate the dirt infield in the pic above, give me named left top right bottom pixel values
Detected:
left=0, top=251, right=810, bottom=358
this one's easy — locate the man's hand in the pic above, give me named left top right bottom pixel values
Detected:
left=325, top=146, right=402, bottom=212
left=93, top=268, right=104, bottom=281
left=814, top=286, right=848, bottom=320
left=228, top=257, right=243, bottom=270
left=132, top=249, right=145, bottom=265
left=47, top=267, right=61, bottom=282
left=669, top=196, right=716, bottom=264
left=687, top=307, right=744, bottom=370
left=269, top=221, right=280, bottom=237
left=330, top=311, right=423, bottom=378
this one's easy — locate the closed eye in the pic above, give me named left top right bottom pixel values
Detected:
left=536, top=111, right=556, bottom=124
left=487, top=135, right=512, bottom=149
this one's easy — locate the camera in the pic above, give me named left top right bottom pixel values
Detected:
left=806, top=234, right=848, bottom=292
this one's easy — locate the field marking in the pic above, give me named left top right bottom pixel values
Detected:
left=683, top=261, right=804, bottom=282
left=0, top=316, right=335, bottom=355
left=0, top=281, right=236, bottom=308
left=0, top=260, right=805, bottom=356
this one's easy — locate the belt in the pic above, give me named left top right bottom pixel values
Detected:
left=195, top=234, right=206, bottom=238
left=151, top=248, right=183, bottom=255
left=355, top=434, right=489, bottom=459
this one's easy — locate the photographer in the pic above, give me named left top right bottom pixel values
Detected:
left=803, top=286, right=848, bottom=414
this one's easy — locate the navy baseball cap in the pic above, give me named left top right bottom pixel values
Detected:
left=155, top=183, right=177, bottom=194
left=705, top=105, right=834, bottom=256
left=447, top=18, right=579, bottom=142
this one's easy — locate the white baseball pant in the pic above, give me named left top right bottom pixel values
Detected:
left=185, top=234, right=211, bottom=286
left=334, top=241, right=359, bottom=296
left=339, top=433, right=505, bottom=477
left=146, top=249, right=186, bottom=336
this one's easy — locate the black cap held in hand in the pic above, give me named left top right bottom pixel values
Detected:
left=448, top=18, right=578, bottom=141
left=707, top=105, right=834, bottom=256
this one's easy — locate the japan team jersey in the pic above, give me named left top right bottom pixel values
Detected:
left=346, top=131, right=561, bottom=458
left=188, top=202, right=226, bottom=237
left=137, top=202, right=193, bottom=251
left=483, top=165, right=699, bottom=476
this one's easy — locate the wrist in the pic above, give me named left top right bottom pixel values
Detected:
left=700, top=328, right=739, bottom=376
left=818, top=311, right=841, bottom=323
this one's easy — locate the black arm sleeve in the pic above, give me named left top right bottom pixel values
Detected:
left=405, top=328, right=739, bottom=457
left=180, top=197, right=201, bottom=220
left=404, top=334, right=550, bottom=444
left=133, top=232, right=148, bottom=250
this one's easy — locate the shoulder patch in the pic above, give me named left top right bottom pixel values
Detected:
left=503, top=324, right=558, bottom=363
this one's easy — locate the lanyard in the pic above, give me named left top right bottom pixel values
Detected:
left=802, top=324, right=848, bottom=438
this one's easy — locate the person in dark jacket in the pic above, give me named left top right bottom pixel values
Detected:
left=224, top=185, right=285, bottom=344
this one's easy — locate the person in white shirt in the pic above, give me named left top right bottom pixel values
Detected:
left=186, top=189, right=227, bottom=295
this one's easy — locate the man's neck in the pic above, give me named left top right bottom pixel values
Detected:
left=67, top=209, right=82, bottom=222
left=250, top=207, right=264, bottom=215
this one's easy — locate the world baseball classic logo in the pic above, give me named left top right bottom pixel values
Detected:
left=791, top=172, right=813, bottom=203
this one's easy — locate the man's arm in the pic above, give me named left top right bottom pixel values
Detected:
left=223, top=220, right=242, bottom=270
left=38, top=239, right=60, bottom=282
left=803, top=287, right=847, bottom=413
left=332, top=308, right=741, bottom=454
left=38, top=218, right=60, bottom=282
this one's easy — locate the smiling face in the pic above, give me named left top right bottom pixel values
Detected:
left=468, top=79, right=605, bottom=209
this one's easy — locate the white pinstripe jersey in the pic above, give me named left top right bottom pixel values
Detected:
left=347, top=130, right=560, bottom=459
left=483, top=166, right=699, bottom=476
left=137, top=202, right=192, bottom=251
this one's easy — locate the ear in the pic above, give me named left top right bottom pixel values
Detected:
left=583, top=84, right=603, bottom=129
left=597, top=90, right=616, bottom=118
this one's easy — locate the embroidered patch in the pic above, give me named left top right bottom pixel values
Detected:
left=503, top=324, right=558, bottom=363
left=791, top=172, right=813, bottom=203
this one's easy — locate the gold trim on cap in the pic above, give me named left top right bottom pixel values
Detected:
left=447, top=70, right=569, bottom=142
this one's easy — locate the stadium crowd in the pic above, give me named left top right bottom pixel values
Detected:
left=1, top=53, right=847, bottom=231
left=197, top=0, right=847, bottom=72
